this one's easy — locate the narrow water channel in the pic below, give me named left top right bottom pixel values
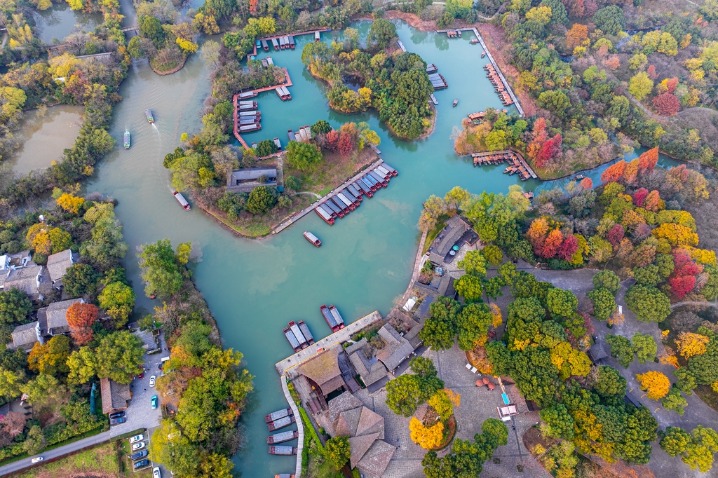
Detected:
left=86, top=21, right=676, bottom=476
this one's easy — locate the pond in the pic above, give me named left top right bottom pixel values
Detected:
left=31, top=4, right=103, bottom=44
left=87, top=20, right=677, bottom=477
left=2, top=105, right=83, bottom=177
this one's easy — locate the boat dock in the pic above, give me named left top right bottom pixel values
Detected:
left=259, top=28, right=330, bottom=49
left=272, top=157, right=392, bottom=234
left=428, top=72, right=447, bottom=90
left=471, top=150, right=537, bottom=180
left=232, top=68, right=293, bottom=148
left=275, top=310, right=384, bottom=376
left=468, top=111, right=487, bottom=122
left=484, top=63, right=513, bottom=106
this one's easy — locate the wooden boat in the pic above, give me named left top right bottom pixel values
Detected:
left=261, top=39, right=269, bottom=51
left=123, top=129, right=130, bottom=149
left=481, top=52, right=486, bottom=58
left=303, top=231, right=321, bottom=247
left=289, top=321, right=308, bottom=348
left=283, top=325, right=301, bottom=351
left=172, top=191, right=190, bottom=210
left=314, top=206, right=334, bottom=225
left=267, top=415, right=296, bottom=431
left=574, top=174, right=586, bottom=180
left=321, top=305, right=339, bottom=331
left=268, top=446, right=297, bottom=455
left=265, top=408, right=292, bottom=423
left=452, top=99, right=459, bottom=107
left=328, top=306, right=345, bottom=330
left=267, top=430, right=299, bottom=444
left=275, top=475, right=295, bottom=478
left=273, top=137, right=282, bottom=150
left=145, top=109, right=154, bottom=124
left=298, top=321, right=314, bottom=345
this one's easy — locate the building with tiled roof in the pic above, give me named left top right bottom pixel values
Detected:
left=8, top=321, right=41, bottom=351
left=46, top=249, right=77, bottom=287
left=100, top=377, right=131, bottom=415
left=297, top=347, right=347, bottom=397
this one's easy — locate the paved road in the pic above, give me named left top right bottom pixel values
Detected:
left=0, top=332, right=167, bottom=477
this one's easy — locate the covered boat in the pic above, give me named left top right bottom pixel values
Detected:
left=314, top=206, right=335, bottom=225
left=283, top=326, right=301, bottom=351
left=329, top=306, right=345, bottom=329
left=172, top=191, right=190, bottom=210
left=298, top=321, right=314, bottom=345
left=145, top=109, right=154, bottom=124
left=123, top=129, right=131, bottom=149
left=320, top=305, right=339, bottom=331
left=453, top=98, right=459, bottom=107
left=303, top=231, right=321, bottom=247
left=289, top=321, right=308, bottom=348
left=267, top=430, right=299, bottom=444
left=265, top=408, right=292, bottom=423
left=268, top=446, right=297, bottom=455
left=267, top=414, right=296, bottom=431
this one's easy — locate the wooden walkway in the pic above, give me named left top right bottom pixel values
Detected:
left=232, top=68, right=293, bottom=148
left=271, top=157, right=384, bottom=234
left=279, top=375, right=304, bottom=478
left=442, top=27, right=524, bottom=117
left=275, top=311, right=384, bottom=376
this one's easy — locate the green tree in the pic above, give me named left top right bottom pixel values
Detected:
left=324, top=436, right=350, bottom=471
left=455, top=274, right=483, bottom=302
left=540, top=404, right=574, bottom=439
left=606, top=334, right=634, bottom=367
left=255, top=140, right=277, bottom=157
left=138, top=239, right=184, bottom=299
left=458, top=250, right=487, bottom=277
left=367, top=19, right=397, bottom=50
left=593, top=270, right=620, bottom=294
left=632, top=333, right=657, bottom=363
left=593, top=5, right=625, bottom=35
left=62, top=263, right=100, bottom=299
left=67, top=347, right=97, bottom=384
left=139, top=15, right=165, bottom=47
left=311, top=120, right=332, bottom=135
left=457, top=302, right=493, bottom=351
left=23, top=425, right=45, bottom=455
left=94, top=331, right=144, bottom=384
left=98, top=282, right=135, bottom=327
left=0, top=367, right=26, bottom=400
left=246, top=186, right=277, bottom=215
left=286, top=141, right=322, bottom=171
left=593, top=365, right=626, bottom=398
left=629, top=72, right=654, bottom=101
left=482, top=245, right=503, bottom=266
left=589, top=287, right=616, bottom=321
left=660, top=426, right=691, bottom=456
left=662, top=388, right=687, bottom=415
left=626, top=285, right=671, bottom=322
left=0, top=289, right=32, bottom=325
left=23, top=373, right=68, bottom=410
left=537, top=90, right=571, bottom=120
left=546, top=288, right=578, bottom=318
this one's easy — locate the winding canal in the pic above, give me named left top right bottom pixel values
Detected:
left=74, top=19, right=678, bottom=477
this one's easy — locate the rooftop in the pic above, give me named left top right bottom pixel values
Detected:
left=297, top=347, right=346, bottom=397
left=227, top=168, right=278, bottom=192
left=46, top=249, right=76, bottom=284
left=43, top=298, right=83, bottom=335
left=100, top=377, right=131, bottom=415
left=376, top=324, right=414, bottom=372
left=3, top=265, right=46, bottom=297
left=9, top=321, right=39, bottom=351
left=430, top=215, right=471, bottom=258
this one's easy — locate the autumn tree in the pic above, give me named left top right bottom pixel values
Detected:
left=28, top=335, right=71, bottom=376
left=566, top=24, right=588, bottom=50
left=323, top=436, right=350, bottom=471
left=66, top=302, right=99, bottom=345
left=637, top=370, right=671, bottom=400
left=56, top=193, right=85, bottom=214
left=675, top=332, right=710, bottom=359
left=98, top=281, right=135, bottom=327
left=601, top=160, right=626, bottom=183
left=629, top=71, right=653, bottom=101
left=653, top=92, right=680, bottom=116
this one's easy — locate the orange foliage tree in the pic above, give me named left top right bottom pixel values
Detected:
left=675, top=332, right=710, bottom=359
left=409, top=417, right=444, bottom=450
left=66, top=302, right=99, bottom=345
left=566, top=24, right=588, bottom=50
left=637, top=147, right=659, bottom=173
left=637, top=371, right=671, bottom=400
left=601, top=160, right=626, bottom=183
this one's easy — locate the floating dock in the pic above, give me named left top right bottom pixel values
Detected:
left=471, top=150, right=536, bottom=180
left=397, top=40, right=406, bottom=52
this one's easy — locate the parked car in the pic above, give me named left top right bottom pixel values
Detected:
left=137, top=372, right=145, bottom=379
left=149, top=375, right=156, bottom=387
left=133, top=459, right=150, bottom=470
left=131, top=442, right=146, bottom=451
left=109, top=411, right=125, bottom=419
left=129, top=434, right=144, bottom=444
left=110, top=416, right=127, bottom=426
left=153, top=467, right=162, bottom=478
left=130, top=450, right=148, bottom=461
left=151, top=395, right=159, bottom=409
left=31, top=457, right=44, bottom=464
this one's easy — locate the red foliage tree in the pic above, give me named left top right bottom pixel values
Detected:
left=527, top=117, right=548, bottom=161
left=557, top=234, right=579, bottom=261
left=563, top=0, right=585, bottom=17
left=670, top=276, right=696, bottom=300
left=584, top=0, right=597, bottom=16
left=644, top=190, right=663, bottom=212
left=607, top=224, right=625, bottom=247
left=579, top=177, right=593, bottom=189
left=647, top=64, right=658, bottom=79
left=541, top=229, right=564, bottom=258
left=536, top=134, right=562, bottom=167
left=623, top=159, right=639, bottom=185
left=337, top=132, right=355, bottom=157
left=601, top=160, right=626, bottom=183
left=666, top=77, right=678, bottom=94
left=669, top=250, right=702, bottom=300
left=527, top=217, right=550, bottom=253
left=325, top=130, right=339, bottom=151
left=249, top=0, right=258, bottom=14
left=653, top=93, right=681, bottom=116
left=633, top=188, right=649, bottom=207
left=637, top=147, right=659, bottom=173
left=67, top=303, right=99, bottom=346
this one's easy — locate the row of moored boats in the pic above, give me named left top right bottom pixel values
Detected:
left=314, top=162, right=398, bottom=226
left=265, top=407, right=298, bottom=456
left=283, top=305, right=345, bottom=351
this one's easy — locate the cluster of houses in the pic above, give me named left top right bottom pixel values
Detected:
left=2, top=248, right=133, bottom=416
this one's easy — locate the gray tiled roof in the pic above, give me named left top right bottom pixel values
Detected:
left=4, top=265, right=45, bottom=297
left=10, top=321, right=39, bottom=350
left=46, top=249, right=75, bottom=283
left=376, top=325, right=414, bottom=372
left=45, top=298, right=83, bottom=335
left=356, top=440, right=396, bottom=478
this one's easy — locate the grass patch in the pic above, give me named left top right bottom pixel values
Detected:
left=423, top=216, right=449, bottom=254
left=696, top=385, right=718, bottom=412
left=0, top=423, right=107, bottom=467
left=15, top=441, right=120, bottom=478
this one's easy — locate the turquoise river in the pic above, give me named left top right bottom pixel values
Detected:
left=83, top=20, right=677, bottom=477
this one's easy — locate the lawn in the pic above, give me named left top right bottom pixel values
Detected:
left=15, top=442, right=119, bottom=478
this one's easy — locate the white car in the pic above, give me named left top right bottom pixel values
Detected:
left=131, top=442, right=146, bottom=451
left=129, top=434, right=144, bottom=444
left=153, top=467, right=162, bottom=478
left=31, top=457, right=44, bottom=464
left=149, top=375, right=156, bottom=387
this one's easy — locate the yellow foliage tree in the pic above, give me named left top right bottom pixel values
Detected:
left=176, top=38, right=198, bottom=53
left=56, top=193, right=85, bottom=214
left=675, top=332, right=710, bottom=359
left=49, top=53, right=80, bottom=79
left=66, top=0, right=83, bottom=11
left=652, top=223, right=699, bottom=248
left=409, top=417, right=444, bottom=450
left=490, top=303, right=503, bottom=328
left=636, top=371, right=671, bottom=400
left=427, top=389, right=460, bottom=421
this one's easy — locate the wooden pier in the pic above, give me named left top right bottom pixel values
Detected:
left=232, top=68, right=293, bottom=148
left=271, top=157, right=385, bottom=234
left=471, top=149, right=536, bottom=180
